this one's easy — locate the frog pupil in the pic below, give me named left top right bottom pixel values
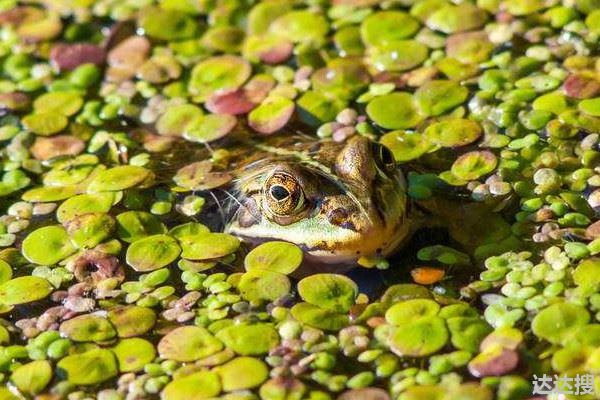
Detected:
left=270, top=185, right=290, bottom=201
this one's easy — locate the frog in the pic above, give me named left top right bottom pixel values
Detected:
left=166, top=127, right=516, bottom=268
left=223, top=133, right=412, bottom=265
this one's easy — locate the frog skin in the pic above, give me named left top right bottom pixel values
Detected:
left=223, top=134, right=411, bottom=265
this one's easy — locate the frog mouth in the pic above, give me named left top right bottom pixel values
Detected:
left=226, top=218, right=411, bottom=266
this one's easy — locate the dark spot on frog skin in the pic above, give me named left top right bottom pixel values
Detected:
left=327, top=207, right=349, bottom=226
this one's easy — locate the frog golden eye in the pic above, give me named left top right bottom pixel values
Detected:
left=264, top=172, right=305, bottom=216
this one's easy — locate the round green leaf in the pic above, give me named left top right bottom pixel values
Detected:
left=269, top=10, right=329, bottom=43
left=450, top=150, right=498, bottom=181
left=156, top=103, right=204, bottom=137
left=10, top=360, right=52, bottom=396
left=126, top=234, right=181, bottom=272
left=367, top=92, right=422, bottom=130
left=385, top=299, right=440, bottom=325
left=59, top=314, right=117, bottom=342
left=22, top=112, right=68, bottom=136
left=298, top=273, right=358, bottom=313
left=56, top=192, right=115, bottom=223
left=116, top=211, right=167, bottom=243
left=532, top=302, right=590, bottom=344
left=414, top=80, right=469, bottom=117
left=33, top=91, right=83, bottom=116
left=216, top=357, right=269, bottom=391
left=180, top=232, right=240, bottom=260
left=423, top=119, right=482, bottom=147
left=57, top=348, right=118, bottom=385
left=244, top=241, right=303, bottom=274
left=163, top=370, right=222, bottom=400
left=189, top=55, right=251, bottom=100
left=22, top=225, right=77, bottom=265
left=380, top=130, right=433, bottom=162
left=390, top=316, right=449, bottom=357
left=290, top=302, right=350, bottom=331
left=215, top=323, right=280, bottom=356
left=112, top=338, right=156, bottom=372
left=87, top=165, right=153, bottom=193
left=248, top=96, right=295, bottom=135
left=360, top=11, right=420, bottom=46
left=0, top=276, right=53, bottom=305
left=108, top=305, right=157, bottom=338
left=158, top=326, right=223, bottom=362
left=366, top=40, right=428, bottom=72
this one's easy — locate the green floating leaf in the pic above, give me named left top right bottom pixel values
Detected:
left=189, top=55, right=251, bottom=100
left=108, top=306, right=157, bottom=338
left=180, top=232, right=240, bottom=260
left=0, top=276, right=53, bottom=305
left=156, top=103, right=204, bottom=137
left=216, top=357, right=269, bottom=391
left=0, top=260, right=12, bottom=285
left=532, top=302, right=590, bottom=344
left=87, top=165, right=153, bottom=192
left=22, top=225, right=77, bottom=265
left=56, top=192, right=115, bottom=223
left=116, top=211, right=167, bottom=243
left=184, top=114, right=237, bottom=144
left=248, top=95, right=295, bottom=135
left=298, top=273, right=358, bottom=313
left=360, top=10, right=420, bottom=46
left=269, top=10, right=329, bottom=43
left=450, top=150, right=498, bottom=181
left=112, top=338, right=156, bottom=373
left=215, top=323, right=280, bottom=356
left=414, top=80, right=469, bottom=117
left=33, top=91, right=83, bottom=116
left=125, top=234, right=181, bottom=272
left=59, top=314, right=117, bottom=342
left=581, top=98, right=600, bottom=117
left=390, top=316, right=448, bottom=357
left=423, top=118, right=482, bottom=148
left=573, top=257, right=600, bottom=290
left=238, top=269, right=291, bottom=303
left=367, top=92, right=422, bottom=130
left=290, top=302, right=350, bottom=331
left=66, top=212, right=115, bottom=249
left=57, top=348, right=118, bottom=385
left=385, top=299, right=440, bottom=325
left=366, top=40, right=428, bottom=72
left=162, top=370, right=222, bottom=400
left=22, top=112, right=68, bottom=136
left=22, top=185, right=79, bottom=202
left=138, top=6, right=198, bottom=41
left=244, top=241, right=303, bottom=274
left=158, top=326, right=223, bottom=362
left=297, top=90, right=346, bottom=125
left=10, top=360, right=52, bottom=396
left=426, top=3, right=487, bottom=33
left=380, top=130, right=433, bottom=162
left=447, top=316, right=492, bottom=353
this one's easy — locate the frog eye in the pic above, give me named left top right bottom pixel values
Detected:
left=264, top=172, right=305, bottom=216
left=373, top=143, right=396, bottom=172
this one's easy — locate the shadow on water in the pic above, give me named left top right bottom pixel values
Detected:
left=346, top=226, right=478, bottom=300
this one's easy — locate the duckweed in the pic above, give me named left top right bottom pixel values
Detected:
left=0, top=0, right=600, bottom=398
